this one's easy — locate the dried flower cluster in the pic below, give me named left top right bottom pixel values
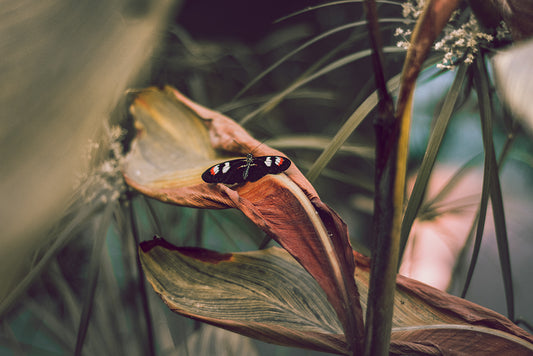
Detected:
left=396, top=1, right=510, bottom=69
left=77, top=124, right=126, bottom=204
left=433, top=14, right=495, bottom=69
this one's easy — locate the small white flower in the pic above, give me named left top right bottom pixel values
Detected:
left=396, top=41, right=410, bottom=50
left=464, top=53, right=474, bottom=64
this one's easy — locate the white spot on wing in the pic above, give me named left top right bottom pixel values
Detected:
left=264, top=156, right=272, bottom=167
left=275, top=157, right=282, bottom=166
left=222, top=161, right=231, bottom=173
left=212, top=165, right=219, bottom=174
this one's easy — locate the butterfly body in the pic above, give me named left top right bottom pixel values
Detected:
left=202, top=154, right=291, bottom=184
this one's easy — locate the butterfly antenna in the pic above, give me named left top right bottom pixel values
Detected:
left=231, top=138, right=268, bottom=155
left=231, top=138, right=249, bottom=153
left=250, top=137, right=272, bottom=155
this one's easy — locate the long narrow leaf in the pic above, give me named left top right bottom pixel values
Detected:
left=460, top=131, right=515, bottom=297
left=399, top=63, right=468, bottom=258
left=422, top=154, right=482, bottom=210
left=233, top=19, right=408, bottom=100
left=460, top=160, right=491, bottom=298
left=239, top=47, right=405, bottom=126
left=307, top=56, right=443, bottom=184
left=267, top=135, right=374, bottom=159
left=473, top=54, right=514, bottom=320
left=275, top=0, right=402, bottom=23
left=306, top=74, right=401, bottom=183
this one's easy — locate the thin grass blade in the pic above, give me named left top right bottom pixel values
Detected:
left=423, top=154, right=482, bottom=210
left=306, top=74, right=401, bottom=183
left=74, top=203, right=115, bottom=356
left=239, top=47, right=405, bottom=126
left=0, top=195, right=105, bottom=316
left=267, top=134, right=374, bottom=158
left=233, top=19, right=408, bottom=100
left=274, top=0, right=402, bottom=23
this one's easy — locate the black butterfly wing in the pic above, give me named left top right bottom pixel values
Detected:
left=201, top=158, right=249, bottom=184
left=202, top=155, right=291, bottom=184
left=246, top=156, right=291, bottom=182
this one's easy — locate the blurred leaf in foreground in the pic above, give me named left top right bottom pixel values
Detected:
left=0, top=0, right=177, bottom=313
left=493, top=38, right=533, bottom=136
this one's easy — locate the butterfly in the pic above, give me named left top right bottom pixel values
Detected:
left=202, top=153, right=291, bottom=184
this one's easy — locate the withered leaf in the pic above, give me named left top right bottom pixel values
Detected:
left=123, top=86, right=363, bottom=349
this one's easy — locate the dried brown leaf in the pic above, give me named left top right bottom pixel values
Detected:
left=140, top=239, right=533, bottom=355
left=123, top=86, right=363, bottom=349
left=140, top=240, right=348, bottom=354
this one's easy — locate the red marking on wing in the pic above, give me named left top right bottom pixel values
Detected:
left=210, top=166, right=217, bottom=175
left=276, top=157, right=284, bottom=166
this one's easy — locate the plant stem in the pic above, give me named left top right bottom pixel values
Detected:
left=362, top=1, right=404, bottom=355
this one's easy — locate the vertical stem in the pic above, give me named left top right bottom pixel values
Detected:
left=365, top=96, right=411, bottom=356
left=363, top=1, right=406, bottom=355
left=363, top=0, right=392, bottom=105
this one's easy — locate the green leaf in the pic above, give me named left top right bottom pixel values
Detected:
left=238, top=47, right=405, bottom=126
left=306, top=74, right=402, bottom=183
left=274, top=0, right=403, bottom=23
left=400, top=63, right=468, bottom=258
left=306, top=56, right=443, bottom=185
left=473, top=54, right=514, bottom=320
left=233, top=19, right=408, bottom=100
left=460, top=156, right=491, bottom=298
